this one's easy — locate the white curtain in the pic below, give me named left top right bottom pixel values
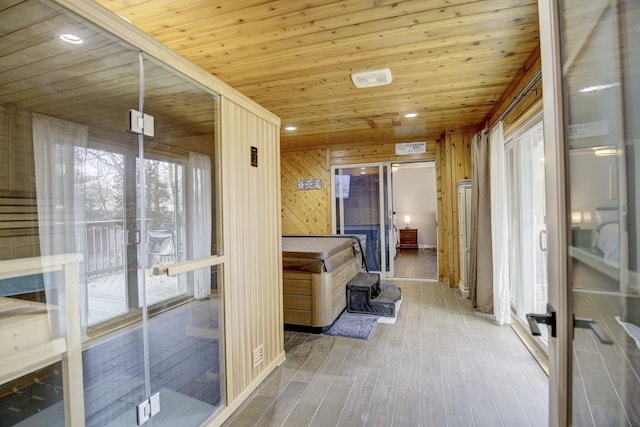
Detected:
left=32, top=113, right=88, bottom=337
left=490, top=122, right=510, bottom=325
left=189, top=152, right=212, bottom=299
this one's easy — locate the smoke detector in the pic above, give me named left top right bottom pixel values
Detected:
left=351, top=68, right=393, bottom=88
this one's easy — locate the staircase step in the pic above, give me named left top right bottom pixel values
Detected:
left=372, top=284, right=402, bottom=304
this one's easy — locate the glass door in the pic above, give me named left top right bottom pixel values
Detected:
left=333, top=164, right=390, bottom=274
left=139, top=55, right=224, bottom=425
left=506, top=118, right=549, bottom=343
left=561, top=1, right=639, bottom=425
left=540, top=0, right=640, bottom=424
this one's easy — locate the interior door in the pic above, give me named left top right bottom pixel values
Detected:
left=540, top=0, right=640, bottom=425
left=139, top=55, right=224, bottom=425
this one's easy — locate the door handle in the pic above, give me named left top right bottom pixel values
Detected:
left=538, top=230, right=547, bottom=252
left=126, top=229, right=141, bottom=245
left=526, top=306, right=613, bottom=344
left=526, top=303, right=557, bottom=338
left=574, top=316, right=613, bottom=345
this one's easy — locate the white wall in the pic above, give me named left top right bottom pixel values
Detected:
left=392, top=162, right=437, bottom=247
left=569, top=150, right=618, bottom=229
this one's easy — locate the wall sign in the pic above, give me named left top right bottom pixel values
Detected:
left=395, top=141, right=426, bottom=155
left=568, top=120, right=609, bottom=139
left=297, top=178, right=322, bottom=190
left=251, top=146, right=258, bottom=167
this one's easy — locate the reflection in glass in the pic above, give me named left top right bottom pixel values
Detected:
left=334, top=167, right=382, bottom=271
left=0, top=0, right=222, bottom=425
left=561, top=0, right=640, bottom=425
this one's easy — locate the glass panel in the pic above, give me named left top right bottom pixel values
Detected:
left=139, top=156, right=187, bottom=304
left=0, top=1, right=223, bottom=426
left=86, top=148, right=128, bottom=325
left=383, top=165, right=391, bottom=274
left=334, top=166, right=382, bottom=271
left=516, top=123, right=548, bottom=331
left=142, top=54, right=224, bottom=421
left=505, top=146, right=519, bottom=308
left=560, top=0, right=640, bottom=424
left=148, top=265, right=224, bottom=424
left=505, top=120, right=548, bottom=343
left=0, top=0, right=145, bottom=423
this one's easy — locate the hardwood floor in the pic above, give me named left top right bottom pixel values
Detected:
left=224, top=280, right=548, bottom=427
left=393, top=249, right=437, bottom=279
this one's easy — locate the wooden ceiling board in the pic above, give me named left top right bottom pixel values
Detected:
left=1, top=0, right=540, bottom=151
left=167, top=3, right=537, bottom=64
left=147, top=0, right=480, bottom=54
left=180, top=11, right=538, bottom=75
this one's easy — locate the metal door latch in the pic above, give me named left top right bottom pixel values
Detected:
left=526, top=303, right=557, bottom=337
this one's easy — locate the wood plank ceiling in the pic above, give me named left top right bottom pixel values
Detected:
left=93, top=0, right=540, bottom=150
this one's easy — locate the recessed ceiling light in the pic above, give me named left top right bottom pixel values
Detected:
left=404, top=113, right=418, bottom=118
left=284, top=125, right=297, bottom=131
left=60, top=33, right=83, bottom=45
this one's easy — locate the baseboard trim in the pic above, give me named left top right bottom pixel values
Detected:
left=510, top=319, right=549, bottom=376
left=418, top=244, right=436, bottom=250
left=202, top=350, right=287, bottom=426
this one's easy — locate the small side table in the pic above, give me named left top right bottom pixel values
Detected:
left=399, top=228, right=418, bottom=249
left=571, top=228, right=592, bottom=249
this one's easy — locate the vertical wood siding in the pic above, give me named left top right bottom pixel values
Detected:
left=221, top=98, right=284, bottom=403
left=436, top=132, right=473, bottom=286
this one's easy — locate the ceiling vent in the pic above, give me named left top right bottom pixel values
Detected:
left=351, top=68, right=392, bottom=88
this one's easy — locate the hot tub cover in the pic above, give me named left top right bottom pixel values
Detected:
left=282, top=236, right=360, bottom=274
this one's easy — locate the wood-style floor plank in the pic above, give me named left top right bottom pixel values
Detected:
left=394, top=249, right=437, bottom=279
left=223, top=280, right=549, bottom=427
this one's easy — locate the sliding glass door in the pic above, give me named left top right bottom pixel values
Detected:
left=333, top=164, right=393, bottom=275
left=539, top=0, right=640, bottom=424
left=505, top=116, right=549, bottom=342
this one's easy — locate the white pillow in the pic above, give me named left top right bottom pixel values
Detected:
left=595, top=209, right=618, bottom=225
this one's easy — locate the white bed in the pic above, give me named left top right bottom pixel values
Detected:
left=591, top=208, right=620, bottom=268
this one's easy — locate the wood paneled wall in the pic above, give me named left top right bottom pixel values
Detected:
left=220, top=98, right=284, bottom=408
left=281, top=149, right=331, bottom=234
left=281, top=137, right=472, bottom=285
left=330, top=141, right=437, bottom=165
left=436, top=132, right=473, bottom=286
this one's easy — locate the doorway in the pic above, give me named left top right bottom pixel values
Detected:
left=392, top=162, right=438, bottom=279
left=331, top=161, right=438, bottom=279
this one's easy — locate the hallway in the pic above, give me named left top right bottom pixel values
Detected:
left=224, top=280, right=548, bottom=426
